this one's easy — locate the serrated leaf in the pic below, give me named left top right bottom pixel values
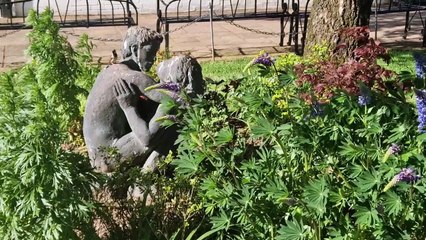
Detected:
left=277, top=220, right=307, bottom=240
left=383, top=191, right=402, bottom=216
left=172, top=151, right=204, bottom=177
left=303, top=177, right=328, bottom=216
left=251, top=117, right=275, bottom=138
left=215, top=127, right=233, bottom=145
left=355, top=171, right=381, bottom=192
left=353, top=206, right=380, bottom=227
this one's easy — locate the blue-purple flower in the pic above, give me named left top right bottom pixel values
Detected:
left=358, top=85, right=372, bottom=106
left=145, top=82, right=181, bottom=92
left=415, top=89, right=426, bottom=133
left=397, top=167, right=422, bottom=183
left=382, top=143, right=401, bottom=163
left=253, top=52, right=275, bottom=67
left=413, top=52, right=426, bottom=79
left=383, top=167, right=421, bottom=192
left=311, top=101, right=324, bottom=117
left=389, top=143, right=401, bottom=154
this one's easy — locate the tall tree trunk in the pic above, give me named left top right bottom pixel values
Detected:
left=304, top=0, right=373, bottom=57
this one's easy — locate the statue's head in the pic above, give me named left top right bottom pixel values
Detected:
left=121, top=26, right=163, bottom=72
left=157, top=55, right=205, bottom=96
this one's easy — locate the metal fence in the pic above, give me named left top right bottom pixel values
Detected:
left=0, top=0, right=138, bottom=30
left=156, top=0, right=312, bottom=54
left=157, top=0, right=426, bottom=55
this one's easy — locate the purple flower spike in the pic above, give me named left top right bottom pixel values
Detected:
left=396, top=167, right=421, bottom=183
left=413, top=52, right=426, bottom=79
left=358, top=85, right=372, bottom=106
left=311, top=101, right=324, bottom=117
left=415, top=89, right=426, bottom=133
left=390, top=143, right=401, bottom=155
left=382, top=143, right=401, bottom=163
left=160, top=82, right=181, bottom=92
left=383, top=167, right=421, bottom=192
left=145, top=82, right=181, bottom=92
left=253, top=52, right=275, bottom=67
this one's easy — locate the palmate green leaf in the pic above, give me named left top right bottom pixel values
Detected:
left=251, top=117, right=275, bottom=138
left=348, top=164, right=364, bottom=179
left=353, top=206, right=380, bottom=227
left=263, top=178, right=289, bottom=204
left=339, top=142, right=367, bottom=161
left=355, top=170, right=381, bottom=192
left=240, top=93, right=264, bottom=109
left=215, top=127, right=234, bottom=145
left=303, top=177, right=329, bottom=216
left=196, top=210, right=231, bottom=240
left=382, top=191, right=403, bottom=216
left=172, top=151, right=205, bottom=177
left=277, top=219, right=308, bottom=240
left=385, top=124, right=410, bottom=144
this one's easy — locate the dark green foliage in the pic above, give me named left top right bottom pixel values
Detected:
left=1, top=11, right=425, bottom=239
left=166, top=36, right=426, bottom=239
left=0, top=9, right=101, bottom=239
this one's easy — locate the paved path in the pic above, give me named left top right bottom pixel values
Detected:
left=1, top=12, right=426, bottom=71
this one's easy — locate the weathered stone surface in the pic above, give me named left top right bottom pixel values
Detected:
left=83, top=26, right=205, bottom=174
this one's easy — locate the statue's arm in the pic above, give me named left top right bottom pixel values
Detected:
left=114, top=79, right=166, bottom=146
left=129, top=72, right=164, bottom=103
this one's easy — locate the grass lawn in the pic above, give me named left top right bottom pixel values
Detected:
left=201, top=50, right=419, bottom=81
left=378, top=50, right=416, bottom=75
left=200, top=57, right=252, bottom=81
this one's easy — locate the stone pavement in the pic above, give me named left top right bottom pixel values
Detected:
left=1, top=12, right=426, bottom=71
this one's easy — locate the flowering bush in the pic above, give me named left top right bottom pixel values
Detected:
left=2, top=17, right=426, bottom=240
left=295, top=27, right=394, bottom=103
left=165, top=28, right=426, bottom=239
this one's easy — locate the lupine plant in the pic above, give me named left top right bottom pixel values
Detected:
left=167, top=27, right=426, bottom=240
left=1, top=11, right=426, bottom=240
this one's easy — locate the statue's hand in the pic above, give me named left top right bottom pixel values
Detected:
left=113, top=79, right=138, bottom=109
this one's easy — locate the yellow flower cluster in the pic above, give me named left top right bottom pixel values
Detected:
left=272, top=88, right=289, bottom=116
left=259, top=76, right=278, bottom=88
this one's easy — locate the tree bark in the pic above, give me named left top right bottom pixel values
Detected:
left=304, top=0, right=373, bottom=57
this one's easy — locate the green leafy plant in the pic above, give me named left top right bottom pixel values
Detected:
left=0, top=9, right=101, bottom=239
left=165, top=28, right=426, bottom=240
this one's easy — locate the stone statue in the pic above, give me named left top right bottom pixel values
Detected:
left=83, top=26, right=204, bottom=174
left=141, top=54, right=205, bottom=171
left=83, top=26, right=165, bottom=173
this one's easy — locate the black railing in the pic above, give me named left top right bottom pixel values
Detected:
left=157, top=0, right=426, bottom=55
left=157, top=0, right=312, bottom=55
left=372, top=0, right=426, bottom=46
left=0, top=0, right=138, bottom=30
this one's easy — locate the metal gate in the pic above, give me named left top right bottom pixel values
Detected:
left=0, top=0, right=138, bottom=30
